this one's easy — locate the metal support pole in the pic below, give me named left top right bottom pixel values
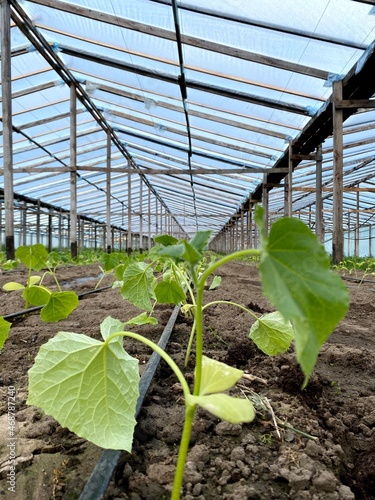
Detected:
left=2, top=0, right=15, bottom=258
left=332, top=80, right=344, bottom=264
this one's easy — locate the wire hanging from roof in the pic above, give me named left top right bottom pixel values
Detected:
left=171, top=0, right=199, bottom=230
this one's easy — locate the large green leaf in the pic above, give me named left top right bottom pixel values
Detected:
left=258, top=216, right=349, bottom=385
left=124, top=312, right=158, bottom=326
left=155, top=280, right=186, bottom=304
left=0, top=317, right=11, bottom=350
left=189, top=231, right=212, bottom=253
left=100, top=316, right=124, bottom=340
left=16, top=244, right=48, bottom=271
left=121, top=262, right=156, bottom=311
left=27, top=330, right=139, bottom=450
left=187, top=393, right=255, bottom=424
left=153, top=243, right=186, bottom=263
left=153, top=234, right=179, bottom=246
left=40, top=291, right=79, bottom=322
left=182, top=241, right=202, bottom=265
left=23, top=285, right=51, bottom=306
left=249, top=311, right=294, bottom=356
left=102, top=253, right=120, bottom=272
left=199, top=356, right=243, bottom=395
left=115, top=263, right=128, bottom=280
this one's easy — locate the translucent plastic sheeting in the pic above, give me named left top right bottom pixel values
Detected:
left=1, top=0, right=375, bottom=241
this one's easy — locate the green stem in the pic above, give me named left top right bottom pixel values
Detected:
left=171, top=403, right=197, bottom=500
left=105, top=331, right=190, bottom=396
left=184, top=317, right=196, bottom=366
left=106, top=330, right=194, bottom=500
left=51, top=271, right=62, bottom=292
left=172, top=263, right=195, bottom=306
left=194, top=249, right=261, bottom=396
left=203, top=300, right=260, bottom=321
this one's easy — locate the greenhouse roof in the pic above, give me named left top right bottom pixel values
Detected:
left=1, top=0, right=375, bottom=239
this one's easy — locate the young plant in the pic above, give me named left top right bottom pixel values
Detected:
left=27, top=208, right=349, bottom=499
left=2, top=243, right=79, bottom=322
left=0, top=317, right=11, bottom=351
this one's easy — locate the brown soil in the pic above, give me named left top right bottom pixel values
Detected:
left=0, top=260, right=374, bottom=500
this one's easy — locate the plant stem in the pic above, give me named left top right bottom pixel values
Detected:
left=194, top=249, right=261, bottom=395
left=51, top=270, right=62, bottom=292
left=105, top=331, right=190, bottom=396
left=171, top=404, right=197, bottom=500
left=203, top=300, right=260, bottom=320
left=106, top=329, right=195, bottom=500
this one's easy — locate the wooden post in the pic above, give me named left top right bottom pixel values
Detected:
left=22, top=202, right=27, bottom=246
left=139, top=176, right=143, bottom=253
left=332, top=80, right=344, bottom=264
left=263, top=173, right=269, bottom=235
left=315, top=145, right=323, bottom=242
left=127, top=158, right=132, bottom=255
left=36, top=199, right=41, bottom=244
left=58, top=210, right=63, bottom=251
left=0, top=203, right=2, bottom=250
left=48, top=209, right=53, bottom=252
left=347, top=214, right=351, bottom=257
left=106, top=132, right=112, bottom=253
left=284, top=143, right=293, bottom=217
left=2, top=0, right=15, bottom=258
left=254, top=219, right=258, bottom=249
left=148, top=187, right=151, bottom=250
left=355, top=189, right=360, bottom=257
left=235, top=216, right=239, bottom=251
left=70, top=85, right=78, bottom=258
left=369, top=225, right=372, bottom=258
left=155, top=197, right=159, bottom=236
left=240, top=205, right=244, bottom=250
left=248, top=205, right=253, bottom=249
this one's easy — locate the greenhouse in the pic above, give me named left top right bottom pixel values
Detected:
left=1, top=1, right=375, bottom=500
left=1, top=0, right=375, bottom=260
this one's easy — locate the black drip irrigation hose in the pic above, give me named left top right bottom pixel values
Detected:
left=341, top=275, right=375, bottom=284
left=3, top=285, right=112, bottom=321
left=78, top=304, right=181, bottom=500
